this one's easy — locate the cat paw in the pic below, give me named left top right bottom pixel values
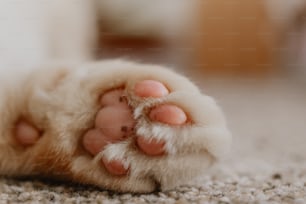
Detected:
left=23, top=60, right=231, bottom=193
left=82, top=80, right=186, bottom=176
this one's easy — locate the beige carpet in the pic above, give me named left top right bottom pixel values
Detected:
left=1, top=76, right=306, bottom=203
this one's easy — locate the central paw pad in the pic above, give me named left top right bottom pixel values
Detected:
left=83, top=80, right=187, bottom=176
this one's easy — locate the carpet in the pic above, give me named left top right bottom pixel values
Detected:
left=1, top=76, right=306, bottom=203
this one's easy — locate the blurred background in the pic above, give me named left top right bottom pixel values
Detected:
left=97, top=0, right=306, bottom=185
left=97, top=0, right=306, bottom=78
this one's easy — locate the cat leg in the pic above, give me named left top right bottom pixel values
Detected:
left=6, top=60, right=231, bottom=192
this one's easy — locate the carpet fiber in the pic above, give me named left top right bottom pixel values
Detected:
left=1, top=77, right=306, bottom=203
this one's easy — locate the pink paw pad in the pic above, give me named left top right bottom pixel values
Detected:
left=14, top=120, right=41, bottom=146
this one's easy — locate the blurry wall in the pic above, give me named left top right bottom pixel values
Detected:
left=191, top=0, right=276, bottom=76
left=265, top=0, right=306, bottom=79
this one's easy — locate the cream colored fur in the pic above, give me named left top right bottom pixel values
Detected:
left=0, top=0, right=231, bottom=192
